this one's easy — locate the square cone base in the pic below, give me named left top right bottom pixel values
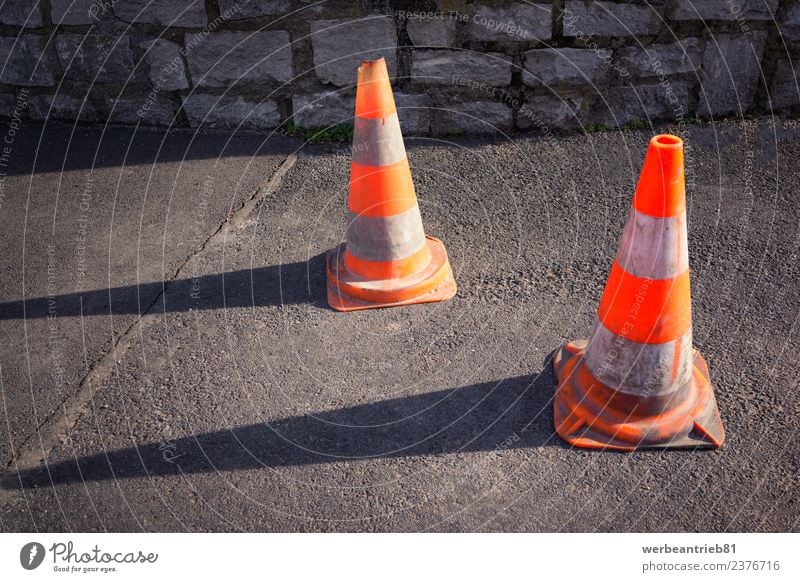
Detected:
left=326, top=235, right=457, bottom=312
left=553, top=339, right=725, bottom=451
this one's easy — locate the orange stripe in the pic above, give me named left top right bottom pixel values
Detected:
left=597, top=261, right=691, bottom=344
left=355, top=59, right=396, bottom=119
left=348, top=158, right=417, bottom=217
left=633, top=135, right=685, bottom=218
left=344, top=243, right=431, bottom=280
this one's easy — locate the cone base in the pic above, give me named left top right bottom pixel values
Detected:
left=326, top=235, right=457, bottom=312
left=553, top=340, right=725, bottom=451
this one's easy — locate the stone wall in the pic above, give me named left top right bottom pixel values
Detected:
left=0, top=0, right=797, bottom=135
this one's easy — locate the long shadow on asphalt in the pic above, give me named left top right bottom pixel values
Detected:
left=1, top=371, right=563, bottom=489
left=0, top=253, right=328, bottom=319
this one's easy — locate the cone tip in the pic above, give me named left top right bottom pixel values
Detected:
left=635, top=133, right=686, bottom=217
left=355, top=57, right=395, bottom=119
left=650, top=134, right=683, bottom=150
left=360, top=57, right=386, bottom=68
left=358, top=57, right=388, bottom=78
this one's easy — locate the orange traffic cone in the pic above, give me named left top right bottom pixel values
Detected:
left=326, top=58, right=456, bottom=311
left=553, top=134, right=725, bottom=450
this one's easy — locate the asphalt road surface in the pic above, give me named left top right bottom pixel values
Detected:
left=0, top=118, right=798, bottom=532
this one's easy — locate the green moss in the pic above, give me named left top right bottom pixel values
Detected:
left=622, top=118, right=649, bottom=130
left=584, top=124, right=611, bottom=133
left=282, top=122, right=354, bottom=143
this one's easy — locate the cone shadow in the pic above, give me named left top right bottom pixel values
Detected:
left=1, top=372, right=561, bottom=490
left=0, top=254, right=328, bottom=320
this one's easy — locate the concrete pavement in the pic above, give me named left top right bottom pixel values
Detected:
left=0, top=118, right=798, bottom=532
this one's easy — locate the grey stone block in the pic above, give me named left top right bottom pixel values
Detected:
left=50, top=0, right=99, bottom=25
left=55, top=34, right=135, bottom=84
left=563, top=1, right=662, bottom=37
left=697, top=32, right=767, bottom=116
left=437, top=101, right=512, bottom=134
left=0, top=94, right=16, bottom=116
left=617, top=38, right=701, bottom=78
left=780, top=4, right=800, bottom=42
left=413, top=50, right=513, bottom=86
left=185, top=31, right=293, bottom=88
left=182, top=94, right=281, bottom=129
left=109, top=96, right=177, bottom=126
left=668, top=0, right=779, bottom=21
left=770, top=59, right=800, bottom=109
left=0, top=36, right=57, bottom=86
left=219, top=0, right=292, bottom=19
left=523, top=48, right=611, bottom=87
left=518, top=94, right=583, bottom=130
left=311, top=17, right=397, bottom=87
left=292, top=92, right=353, bottom=128
left=395, top=92, right=431, bottom=135
left=0, top=0, right=43, bottom=27
left=28, top=93, right=100, bottom=121
left=1, top=91, right=29, bottom=122
left=115, top=0, right=207, bottom=27
left=592, top=83, right=690, bottom=127
left=407, top=17, right=457, bottom=47
left=143, top=40, right=190, bottom=91
left=466, top=4, right=552, bottom=42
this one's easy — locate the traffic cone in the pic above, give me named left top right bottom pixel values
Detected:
left=553, top=134, right=725, bottom=450
left=326, top=57, right=456, bottom=311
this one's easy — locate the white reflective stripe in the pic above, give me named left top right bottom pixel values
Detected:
left=584, top=319, right=694, bottom=397
left=346, top=204, right=427, bottom=262
left=351, top=113, right=407, bottom=167
left=615, top=208, right=689, bottom=280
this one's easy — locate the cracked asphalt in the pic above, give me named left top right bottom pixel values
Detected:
left=0, top=117, right=798, bottom=532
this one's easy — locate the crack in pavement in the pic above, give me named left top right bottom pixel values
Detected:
left=0, top=152, right=299, bottom=505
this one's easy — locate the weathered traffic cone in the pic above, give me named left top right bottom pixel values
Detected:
left=553, top=134, right=725, bottom=450
left=326, top=57, right=456, bottom=311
